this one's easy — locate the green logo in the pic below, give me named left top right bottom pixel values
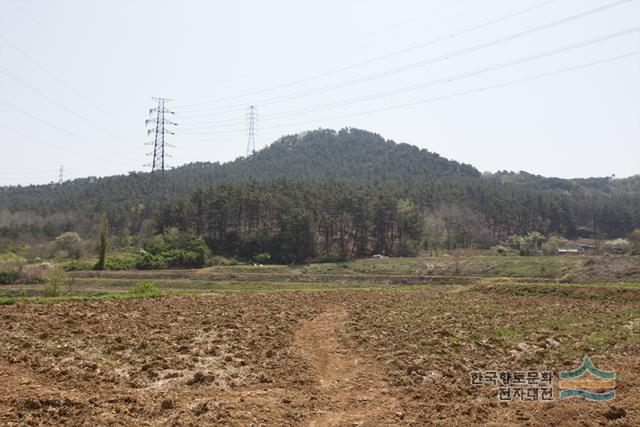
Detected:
left=558, top=356, right=615, bottom=401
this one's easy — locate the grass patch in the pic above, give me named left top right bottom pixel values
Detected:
left=0, top=293, right=161, bottom=305
left=127, top=282, right=161, bottom=297
left=466, top=330, right=487, bottom=341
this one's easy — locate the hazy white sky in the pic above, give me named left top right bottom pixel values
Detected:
left=1, top=0, right=639, bottom=186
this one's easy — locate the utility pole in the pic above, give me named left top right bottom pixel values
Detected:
left=58, top=165, right=63, bottom=185
left=245, top=105, right=257, bottom=157
left=145, top=97, right=176, bottom=175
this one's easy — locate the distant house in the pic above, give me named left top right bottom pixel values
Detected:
left=557, top=248, right=580, bottom=255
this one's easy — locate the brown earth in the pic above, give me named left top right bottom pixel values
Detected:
left=295, top=305, right=401, bottom=426
left=0, top=288, right=638, bottom=426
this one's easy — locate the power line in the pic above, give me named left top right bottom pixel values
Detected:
left=174, top=0, right=633, bottom=119
left=176, top=50, right=640, bottom=137
left=0, top=96, right=84, bottom=139
left=0, top=170, right=60, bottom=176
left=257, top=26, right=640, bottom=122
left=0, top=125, right=50, bottom=144
left=174, top=0, right=561, bottom=109
left=0, top=31, right=113, bottom=118
left=5, top=0, right=48, bottom=28
left=175, top=27, right=640, bottom=133
left=0, top=64, right=116, bottom=136
left=0, top=101, right=121, bottom=159
left=260, top=51, right=640, bottom=131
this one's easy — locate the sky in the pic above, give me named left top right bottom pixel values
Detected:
left=0, top=0, right=639, bottom=186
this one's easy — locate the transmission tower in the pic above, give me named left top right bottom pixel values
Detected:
left=58, top=165, right=63, bottom=185
left=245, top=105, right=258, bottom=156
left=145, top=97, right=176, bottom=174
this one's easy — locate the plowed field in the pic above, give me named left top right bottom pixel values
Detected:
left=1, top=280, right=638, bottom=425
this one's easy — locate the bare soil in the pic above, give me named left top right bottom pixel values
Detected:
left=0, top=287, right=638, bottom=426
left=295, top=306, right=401, bottom=426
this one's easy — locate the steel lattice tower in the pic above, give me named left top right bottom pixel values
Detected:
left=145, top=97, right=176, bottom=174
left=245, top=105, right=258, bottom=156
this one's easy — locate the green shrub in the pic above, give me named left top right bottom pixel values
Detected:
left=0, top=270, right=20, bottom=284
left=209, top=256, right=239, bottom=266
left=128, top=282, right=160, bottom=297
left=140, top=228, right=210, bottom=269
left=492, top=245, right=512, bottom=256
left=43, top=270, right=71, bottom=297
left=506, top=232, right=545, bottom=256
left=103, top=255, right=136, bottom=270
left=0, top=253, right=25, bottom=284
left=143, top=235, right=167, bottom=255
left=163, top=249, right=206, bottom=269
left=54, top=232, right=83, bottom=259
left=628, top=228, right=640, bottom=252
left=135, top=253, right=167, bottom=270
left=63, top=260, right=96, bottom=271
left=253, top=252, right=271, bottom=264
left=398, top=239, right=421, bottom=257
left=316, top=252, right=347, bottom=263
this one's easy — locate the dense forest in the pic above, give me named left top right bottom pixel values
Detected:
left=1, top=128, right=639, bottom=260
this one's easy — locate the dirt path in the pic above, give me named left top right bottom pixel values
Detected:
left=295, top=305, right=402, bottom=427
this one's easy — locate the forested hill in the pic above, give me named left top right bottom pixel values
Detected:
left=0, top=128, right=479, bottom=216
left=177, top=128, right=480, bottom=183
left=1, top=128, right=639, bottom=243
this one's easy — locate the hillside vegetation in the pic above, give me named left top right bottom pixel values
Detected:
left=1, top=128, right=639, bottom=261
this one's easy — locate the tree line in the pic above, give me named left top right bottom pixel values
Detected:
left=154, top=179, right=639, bottom=263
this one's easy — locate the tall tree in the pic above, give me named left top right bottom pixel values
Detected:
left=95, top=213, right=108, bottom=270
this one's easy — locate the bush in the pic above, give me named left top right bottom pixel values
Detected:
left=602, top=239, right=631, bottom=255
left=135, top=253, right=167, bottom=270
left=163, top=249, right=206, bottom=269
left=492, top=245, right=512, bottom=256
left=208, top=256, right=239, bottom=266
left=398, top=239, right=421, bottom=257
left=0, top=270, right=20, bottom=284
left=506, top=232, right=545, bottom=256
left=0, top=253, right=25, bottom=284
left=143, top=235, right=167, bottom=255
left=54, top=232, right=83, bottom=259
left=140, top=228, right=211, bottom=269
left=316, top=252, right=347, bottom=263
left=63, top=260, right=96, bottom=271
left=542, top=236, right=568, bottom=256
left=43, top=269, right=72, bottom=297
left=128, top=282, right=160, bottom=297
left=21, top=263, right=53, bottom=284
left=628, top=229, right=640, bottom=253
left=253, top=252, right=271, bottom=264
left=103, top=255, right=136, bottom=270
